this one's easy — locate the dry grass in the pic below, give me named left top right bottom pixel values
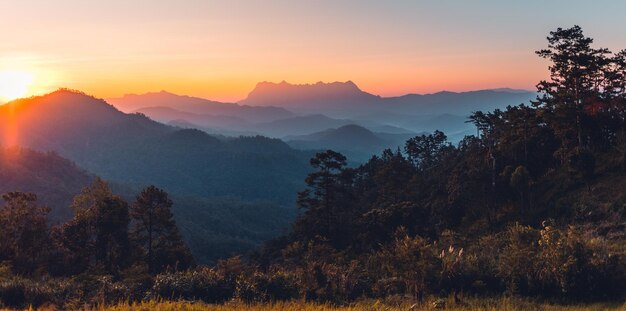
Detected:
left=72, top=297, right=626, bottom=311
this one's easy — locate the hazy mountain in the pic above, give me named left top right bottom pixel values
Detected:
left=386, top=90, right=536, bottom=116
left=240, top=82, right=535, bottom=117
left=240, top=81, right=380, bottom=115
left=251, top=114, right=354, bottom=137
left=135, top=106, right=251, bottom=130
left=286, top=124, right=413, bottom=162
left=0, top=89, right=315, bottom=262
left=168, top=119, right=259, bottom=137
left=0, top=147, right=94, bottom=221
left=0, top=89, right=312, bottom=202
left=239, top=81, right=535, bottom=138
left=106, top=82, right=532, bottom=142
left=108, top=90, right=293, bottom=123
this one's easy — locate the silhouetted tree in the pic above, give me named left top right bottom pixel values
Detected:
left=0, top=192, right=50, bottom=274
left=131, top=185, right=194, bottom=273
left=295, top=150, right=353, bottom=247
left=535, top=25, right=611, bottom=151
left=58, top=178, right=130, bottom=274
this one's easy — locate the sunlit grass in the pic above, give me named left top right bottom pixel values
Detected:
left=78, top=298, right=626, bottom=311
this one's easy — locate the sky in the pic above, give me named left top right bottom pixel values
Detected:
left=1, top=0, right=625, bottom=102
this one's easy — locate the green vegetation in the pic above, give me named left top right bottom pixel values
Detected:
left=0, top=26, right=625, bottom=309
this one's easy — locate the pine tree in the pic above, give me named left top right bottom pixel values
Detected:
left=130, top=185, right=193, bottom=273
left=535, top=25, right=611, bottom=151
left=295, top=150, right=353, bottom=247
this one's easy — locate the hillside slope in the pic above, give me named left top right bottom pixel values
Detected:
left=0, top=147, right=94, bottom=221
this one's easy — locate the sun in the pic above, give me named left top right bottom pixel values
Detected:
left=0, top=70, right=34, bottom=102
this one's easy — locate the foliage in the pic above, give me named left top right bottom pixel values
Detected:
left=131, top=186, right=194, bottom=274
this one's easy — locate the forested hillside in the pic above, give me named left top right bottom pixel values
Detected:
left=252, top=26, right=626, bottom=301
left=0, top=91, right=313, bottom=263
left=0, top=147, right=93, bottom=220
left=0, top=90, right=311, bottom=204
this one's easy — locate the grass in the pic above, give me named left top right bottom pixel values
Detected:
left=61, top=297, right=626, bottom=311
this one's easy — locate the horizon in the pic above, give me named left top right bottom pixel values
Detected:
left=2, top=1, right=625, bottom=102
left=0, top=80, right=536, bottom=105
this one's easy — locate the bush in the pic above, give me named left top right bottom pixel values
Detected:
left=495, top=223, right=624, bottom=300
left=0, top=277, right=56, bottom=308
left=497, top=224, right=540, bottom=295
left=235, top=269, right=300, bottom=302
left=535, top=225, right=624, bottom=299
left=151, top=267, right=233, bottom=303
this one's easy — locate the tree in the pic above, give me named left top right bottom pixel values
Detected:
left=58, top=178, right=131, bottom=274
left=510, top=166, right=531, bottom=214
left=130, top=185, right=194, bottom=273
left=0, top=192, right=50, bottom=274
left=404, top=130, right=450, bottom=170
left=295, top=150, right=353, bottom=247
left=568, top=147, right=595, bottom=191
left=535, top=25, right=611, bottom=151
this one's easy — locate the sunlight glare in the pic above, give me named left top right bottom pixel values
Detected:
left=0, top=70, right=33, bottom=102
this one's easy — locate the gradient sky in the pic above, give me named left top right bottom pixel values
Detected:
left=1, top=0, right=625, bottom=102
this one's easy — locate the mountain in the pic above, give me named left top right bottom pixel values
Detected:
left=386, top=89, right=536, bottom=116
left=167, top=119, right=258, bottom=137
left=240, top=81, right=381, bottom=114
left=239, top=81, right=535, bottom=138
left=0, top=89, right=310, bottom=202
left=108, top=91, right=293, bottom=123
left=0, top=147, right=94, bottom=221
left=106, top=82, right=533, bottom=142
left=135, top=106, right=251, bottom=130
left=251, top=114, right=353, bottom=137
left=0, top=89, right=313, bottom=262
left=286, top=124, right=413, bottom=162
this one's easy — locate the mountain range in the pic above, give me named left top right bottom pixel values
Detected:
left=108, top=81, right=535, bottom=145
left=108, top=90, right=293, bottom=122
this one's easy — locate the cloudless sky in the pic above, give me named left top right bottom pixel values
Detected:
left=1, top=0, right=625, bottom=102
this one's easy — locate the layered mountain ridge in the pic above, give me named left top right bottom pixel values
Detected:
left=107, top=81, right=535, bottom=143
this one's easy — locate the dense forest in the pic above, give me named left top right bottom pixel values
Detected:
left=0, top=26, right=625, bottom=309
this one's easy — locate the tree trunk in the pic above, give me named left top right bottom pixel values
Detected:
left=148, top=208, right=153, bottom=274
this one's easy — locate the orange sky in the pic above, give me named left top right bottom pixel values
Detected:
left=1, top=1, right=625, bottom=102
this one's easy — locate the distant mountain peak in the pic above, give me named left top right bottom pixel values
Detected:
left=241, top=80, right=377, bottom=108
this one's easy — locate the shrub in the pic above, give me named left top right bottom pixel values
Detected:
left=0, top=277, right=56, bottom=308
left=497, top=224, right=540, bottom=295
left=151, top=267, right=233, bottom=303
left=235, top=269, right=300, bottom=302
left=535, top=225, right=624, bottom=299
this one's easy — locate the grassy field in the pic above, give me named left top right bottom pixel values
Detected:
left=73, top=298, right=626, bottom=311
